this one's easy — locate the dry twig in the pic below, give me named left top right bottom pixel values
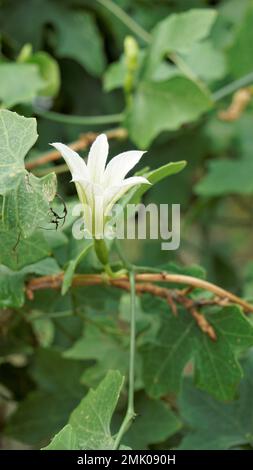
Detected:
left=25, top=128, right=128, bottom=170
left=26, top=271, right=253, bottom=341
left=218, top=87, right=252, bottom=121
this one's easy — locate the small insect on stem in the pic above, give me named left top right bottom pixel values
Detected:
left=48, top=193, right=68, bottom=231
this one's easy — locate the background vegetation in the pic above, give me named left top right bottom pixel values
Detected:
left=1, top=0, right=253, bottom=450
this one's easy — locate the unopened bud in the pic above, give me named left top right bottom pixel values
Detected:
left=124, top=36, right=139, bottom=72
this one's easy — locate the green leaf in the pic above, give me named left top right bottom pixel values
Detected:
left=2, top=172, right=57, bottom=238
left=123, top=394, right=182, bottom=450
left=54, top=11, right=106, bottom=77
left=0, top=63, right=44, bottom=108
left=43, top=424, right=78, bottom=450
left=62, top=241, right=93, bottom=295
left=5, top=349, right=86, bottom=446
left=193, top=308, right=253, bottom=400
left=22, top=257, right=62, bottom=276
left=0, top=265, right=25, bottom=308
left=142, top=304, right=253, bottom=401
left=178, top=354, right=253, bottom=449
left=0, top=109, right=57, bottom=239
left=30, top=315, right=55, bottom=347
left=0, top=1, right=106, bottom=76
left=195, top=158, right=253, bottom=196
left=5, top=391, right=78, bottom=447
left=0, top=0, right=49, bottom=49
left=104, top=58, right=126, bottom=92
left=0, top=257, right=60, bottom=308
left=127, top=77, right=212, bottom=147
left=27, top=51, right=60, bottom=97
left=146, top=9, right=217, bottom=75
left=30, top=348, right=84, bottom=395
left=0, top=231, right=50, bottom=270
left=129, top=161, right=187, bottom=205
left=228, top=4, right=253, bottom=77
left=158, top=262, right=206, bottom=281
left=64, top=324, right=129, bottom=388
left=0, top=110, right=37, bottom=195
left=44, top=370, right=124, bottom=450
left=180, top=40, right=227, bottom=82
left=112, top=161, right=187, bottom=229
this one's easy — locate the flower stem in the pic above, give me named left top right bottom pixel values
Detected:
left=113, top=270, right=136, bottom=449
left=97, top=0, right=151, bottom=43
left=94, top=239, right=126, bottom=278
left=35, top=109, right=124, bottom=126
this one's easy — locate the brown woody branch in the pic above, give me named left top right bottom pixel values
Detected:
left=25, top=128, right=128, bottom=170
left=26, top=272, right=253, bottom=341
left=218, top=87, right=252, bottom=122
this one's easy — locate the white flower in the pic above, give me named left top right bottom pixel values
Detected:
left=51, top=134, right=150, bottom=237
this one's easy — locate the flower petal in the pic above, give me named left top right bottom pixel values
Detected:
left=74, top=179, right=93, bottom=206
left=94, top=194, right=104, bottom=238
left=103, top=176, right=150, bottom=216
left=87, top=134, right=109, bottom=184
left=103, top=150, right=146, bottom=187
left=50, top=143, right=89, bottom=180
left=120, top=175, right=151, bottom=188
left=74, top=179, right=103, bottom=209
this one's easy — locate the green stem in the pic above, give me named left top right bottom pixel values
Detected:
left=97, top=0, right=151, bottom=43
left=35, top=109, right=124, bottom=126
left=213, top=71, right=253, bottom=102
left=114, top=270, right=136, bottom=449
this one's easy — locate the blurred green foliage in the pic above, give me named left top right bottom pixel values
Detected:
left=1, top=0, right=253, bottom=451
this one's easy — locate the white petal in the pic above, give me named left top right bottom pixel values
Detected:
left=87, top=134, right=109, bottom=184
left=50, top=143, right=89, bottom=180
left=121, top=175, right=151, bottom=186
left=103, top=150, right=146, bottom=187
left=74, top=179, right=102, bottom=209
left=93, top=194, right=104, bottom=238
left=104, top=176, right=150, bottom=216
left=91, top=182, right=104, bottom=198
left=74, top=179, right=93, bottom=206
left=74, top=180, right=104, bottom=237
